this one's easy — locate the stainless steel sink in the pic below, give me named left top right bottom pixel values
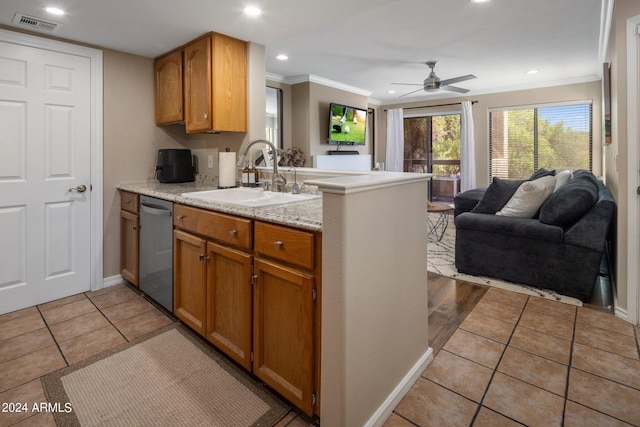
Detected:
left=181, top=187, right=320, bottom=207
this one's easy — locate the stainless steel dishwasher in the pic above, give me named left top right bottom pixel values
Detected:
left=139, top=195, right=173, bottom=312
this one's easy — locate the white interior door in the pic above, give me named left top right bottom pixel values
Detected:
left=0, top=36, right=94, bottom=314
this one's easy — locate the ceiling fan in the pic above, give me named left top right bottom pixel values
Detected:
left=392, top=61, right=476, bottom=97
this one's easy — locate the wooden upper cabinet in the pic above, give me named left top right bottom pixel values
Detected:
left=154, top=50, right=184, bottom=125
left=183, top=33, right=247, bottom=133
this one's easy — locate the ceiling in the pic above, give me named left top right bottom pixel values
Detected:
left=0, top=0, right=606, bottom=104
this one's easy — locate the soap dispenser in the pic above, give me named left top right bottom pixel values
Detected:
left=241, top=161, right=250, bottom=187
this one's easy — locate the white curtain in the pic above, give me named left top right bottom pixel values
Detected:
left=386, top=108, right=404, bottom=172
left=460, top=101, right=476, bottom=191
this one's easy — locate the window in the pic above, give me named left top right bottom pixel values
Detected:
left=489, top=102, right=592, bottom=180
left=404, top=114, right=461, bottom=202
left=266, top=86, right=283, bottom=149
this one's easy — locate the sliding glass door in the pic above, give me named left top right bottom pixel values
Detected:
left=404, top=114, right=461, bottom=203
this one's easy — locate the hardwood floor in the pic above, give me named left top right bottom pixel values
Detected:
left=427, top=271, right=488, bottom=354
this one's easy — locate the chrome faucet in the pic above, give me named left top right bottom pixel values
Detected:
left=237, top=139, right=286, bottom=192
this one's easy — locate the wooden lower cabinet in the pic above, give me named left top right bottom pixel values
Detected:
left=120, top=191, right=139, bottom=286
left=172, top=205, right=320, bottom=416
left=205, top=242, right=253, bottom=370
left=120, top=210, right=139, bottom=286
left=173, top=229, right=207, bottom=334
left=253, top=258, right=315, bottom=415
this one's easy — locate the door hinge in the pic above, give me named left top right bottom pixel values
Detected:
left=312, top=288, right=317, bottom=302
left=312, top=392, right=318, bottom=407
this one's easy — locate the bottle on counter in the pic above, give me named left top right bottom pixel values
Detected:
left=251, top=162, right=259, bottom=187
left=242, top=161, right=250, bottom=187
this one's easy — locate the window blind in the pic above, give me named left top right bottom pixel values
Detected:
left=489, top=102, right=592, bottom=180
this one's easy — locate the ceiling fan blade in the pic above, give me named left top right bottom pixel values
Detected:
left=442, top=85, right=469, bottom=94
left=399, top=87, right=426, bottom=97
left=391, top=82, right=423, bottom=86
left=440, top=74, right=476, bottom=86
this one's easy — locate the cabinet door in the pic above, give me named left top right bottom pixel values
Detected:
left=120, top=210, right=139, bottom=286
left=184, top=36, right=212, bottom=133
left=173, top=230, right=207, bottom=333
left=154, top=50, right=183, bottom=125
left=253, top=258, right=315, bottom=415
left=211, top=34, right=247, bottom=132
left=205, top=242, right=253, bottom=370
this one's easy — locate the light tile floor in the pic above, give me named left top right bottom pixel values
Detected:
left=0, top=283, right=315, bottom=427
left=385, top=287, right=640, bottom=427
left=1, top=283, right=639, bottom=426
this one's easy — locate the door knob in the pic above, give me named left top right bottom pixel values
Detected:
left=69, top=184, right=87, bottom=193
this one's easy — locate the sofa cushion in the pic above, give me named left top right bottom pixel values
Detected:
left=554, top=169, right=572, bottom=192
left=539, top=173, right=598, bottom=227
left=454, top=187, right=487, bottom=216
left=529, top=168, right=556, bottom=180
left=496, top=175, right=557, bottom=218
left=471, top=177, right=525, bottom=214
left=455, top=213, right=564, bottom=243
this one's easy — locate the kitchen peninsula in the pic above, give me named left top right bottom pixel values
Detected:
left=118, top=171, right=431, bottom=426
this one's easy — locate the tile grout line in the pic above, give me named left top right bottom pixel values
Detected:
left=35, top=304, right=71, bottom=368
left=560, top=301, right=579, bottom=426
left=468, top=294, right=530, bottom=426
left=83, top=289, right=133, bottom=343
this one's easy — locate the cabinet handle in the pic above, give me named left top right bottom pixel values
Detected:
left=177, top=215, right=185, bottom=220
left=274, top=241, right=284, bottom=248
left=229, top=229, right=238, bottom=236
left=199, top=254, right=205, bottom=262
left=132, top=225, right=137, bottom=230
left=204, top=113, right=208, bottom=119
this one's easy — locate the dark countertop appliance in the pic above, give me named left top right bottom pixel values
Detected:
left=155, top=149, right=194, bottom=183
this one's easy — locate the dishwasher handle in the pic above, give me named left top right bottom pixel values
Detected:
left=141, top=203, right=172, bottom=217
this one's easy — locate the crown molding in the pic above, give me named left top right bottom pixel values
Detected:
left=282, top=74, right=373, bottom=97
left=598, top=0, right=615, bottom=69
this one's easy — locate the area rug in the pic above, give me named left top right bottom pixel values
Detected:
left=42, top=324, right=289, bottom=427
left=427, top=213, right=582, bottom=306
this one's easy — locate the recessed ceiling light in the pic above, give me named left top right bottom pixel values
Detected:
left=276, top=54, right=288, bottom=61
left=45, top=7, right=65, bottom=15
left=387, top=90, right=396, bottom=94
left=470, top=0, right=490, bottom=3
left=526, top=69, right=539, bottom=74
left=244, top=6, right=261, bottom=16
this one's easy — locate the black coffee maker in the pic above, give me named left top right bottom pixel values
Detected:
left=154, top=149, right=195, bottom=183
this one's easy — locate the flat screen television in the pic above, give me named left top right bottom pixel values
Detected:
left=328, top=102, right=367, bottom=145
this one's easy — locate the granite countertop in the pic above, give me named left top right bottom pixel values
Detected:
left=117, top=181, right=323, bottom=232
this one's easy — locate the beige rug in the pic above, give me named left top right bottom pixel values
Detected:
left=42, top=324, right=289, bottom=427
left=428, top=213, right=582, bottom=306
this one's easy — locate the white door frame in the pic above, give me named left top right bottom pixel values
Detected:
left=626, top=16, right=640, bottom=326
left=0, top=29, right=104, bottom=292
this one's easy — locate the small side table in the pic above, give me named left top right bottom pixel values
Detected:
left=427, top=202, right=453, bottom=242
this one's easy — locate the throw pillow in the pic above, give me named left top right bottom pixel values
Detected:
left=529, top=168, right=556, bottom=180
left=496, top=175, right=557, bottom=218
left=539, top=174, right=598, bottom=227
left=554, top=169, right=572, bottom=192
left=471, top=177, right=525, bottom=214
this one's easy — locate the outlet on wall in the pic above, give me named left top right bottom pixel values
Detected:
left=208, top=155, right=214, bottom=169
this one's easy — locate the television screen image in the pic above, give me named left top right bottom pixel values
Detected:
left=328, top=103, right=367, bottom=145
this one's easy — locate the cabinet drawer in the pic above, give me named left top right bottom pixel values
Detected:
left=174, top=204, right=252, bottom=250
left=120, top=191, right=139, bottom=214
left=254, top=222, right=314, bottom=270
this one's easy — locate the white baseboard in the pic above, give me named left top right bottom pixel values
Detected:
left=614, top=306, right=629, bottom=322
left=364, top=347, right=434, bottom=427
left=103, top=274, right=123, bottom=288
